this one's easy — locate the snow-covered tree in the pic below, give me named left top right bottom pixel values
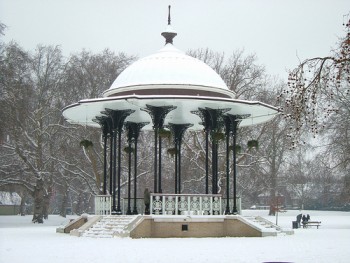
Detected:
left=0, top=42, right=136, bottom=219
left=0, top=43, right=64, bottom=222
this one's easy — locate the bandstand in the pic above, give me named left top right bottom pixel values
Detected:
left=62, top=7, right=280, bottom=238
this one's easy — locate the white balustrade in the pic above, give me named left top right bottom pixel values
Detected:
left=94, top=194, right=241, bottom=215
left=150, top=194, right=223, bottom=215
left=94, top=195, right=112, bottom=215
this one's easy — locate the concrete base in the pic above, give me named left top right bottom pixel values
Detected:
left=130, top=215, right=277, bottom=238
left=69, top=215, right=102, bottom=237
left=56, top=215, right=88, bottom=234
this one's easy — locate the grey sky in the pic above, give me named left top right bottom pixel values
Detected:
left=1, top=0, right=348, bottom=78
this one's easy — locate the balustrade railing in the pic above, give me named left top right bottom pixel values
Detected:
left=150, top=193, right=222, bottom=215
left=94, top=194, right=241, bottom=215
left=94, top=195, right=112, bottom=215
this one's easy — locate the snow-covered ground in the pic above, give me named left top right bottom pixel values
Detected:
left=1, top=210, right=349, bottom=263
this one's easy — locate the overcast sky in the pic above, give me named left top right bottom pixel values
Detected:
left=1, top=0, right=348, bottom=79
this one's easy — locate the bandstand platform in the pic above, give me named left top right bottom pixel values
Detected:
left=65, top=213, right=291, bottom=238
left=61, top=194, right=293, bottom=238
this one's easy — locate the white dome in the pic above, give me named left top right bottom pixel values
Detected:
left=63, top=22, right=278, bottom=130
left=103, top=44, right=234, bottom=98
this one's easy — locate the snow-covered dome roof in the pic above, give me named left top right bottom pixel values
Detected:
left=103, top=44, right=234, bottom=99
left=62, top=10, right=279, bottom=130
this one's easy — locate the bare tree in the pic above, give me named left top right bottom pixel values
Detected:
left=188, top=48, right=266, bottom=99
left=56, top=50, right=136, bottom=214
left=279, top=17, right=350, bottom=146
left=222, top=50, right=266, bottom=99
left=0, top=43, right=65, bottom=222
left=278, top=16, right=350, bottom=212
left=0, top=43, right=137, bottom=219
left=63, top=49, right=135, bottom=102
left=187, top=48, right=225, bottom=74
left=284, top=147, right=315, bottom=210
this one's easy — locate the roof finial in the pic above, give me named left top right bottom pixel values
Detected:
left=167, top=5, right=171, bottom=25
left=161, top=5, right=177, bottom=45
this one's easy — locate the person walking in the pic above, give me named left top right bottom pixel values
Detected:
left=144, top=188, right=150, bottom=215
left=296, top=213, right=302, bottom=228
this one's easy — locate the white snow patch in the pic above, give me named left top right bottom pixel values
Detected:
left=0, top=210, right=349, bottom=263
left=0, top=191, right=21, bottom=205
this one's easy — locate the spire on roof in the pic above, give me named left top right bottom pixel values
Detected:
left=161, top=5, right=177, bottom=45
left=167, top=4, right=171, bottom=25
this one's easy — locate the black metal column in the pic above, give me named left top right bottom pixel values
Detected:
left=211, top=140, right=217, bottom=194
left=191, top=108, right=211, bottom=194
left=158, top=134, right=162, bottom=193
left=232, top=125, right=238, bottom=214
left=112, top=129, right=117, bottom=213
left=169, top=123, right=192, bottom=194
left=109, top=130, right=113, bottom=196
left=93, top=116, right=111, bottom=195
left=133, top=138, right=138, bottom=214
left=125, top=121, right=148, bottom=215
left=178, top=141, right=182, bottom=193
left=104, top=109, right=135, bottom=215
left=126, top=139, right=132, bottom=215
left=117, top=118, right=126, bottom=214
left=224, top=116, right=231, bottom=214
left=206, top=108, right=229, bottom=195
left=143, top=105, right=176, bottom=193
left=154, top=127, right=158, bottom=193
left=103, top=133, right=108, bottom=194
left=226, top=114, right=249, bottom=214
left=192, top=108, right=229, bottom=195
left=174, top=142, right=178, bottom=194
left=205, top=129, right=209, bottom=194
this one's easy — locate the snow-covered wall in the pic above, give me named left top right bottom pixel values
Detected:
left=0, top=191, right=21, bottom=205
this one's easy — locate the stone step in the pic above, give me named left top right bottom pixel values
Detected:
left=83, top=233, right=113, bottom=238
left=82, top=215, right=138, bottom=238
left=243, top=215, right=293, bottom=236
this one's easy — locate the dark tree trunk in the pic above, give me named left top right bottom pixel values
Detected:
left=32, top=179, right=51, bottom=222
left=59, top=189, right=68, bottom=218
left=32, top=179, right=45, bottom=223
left=269, top=188, right=276, bottom=216
left=43, top=196, right=49, bottom=220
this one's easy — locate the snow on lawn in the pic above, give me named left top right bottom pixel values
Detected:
left=1, top=210, right=350, bottom=263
